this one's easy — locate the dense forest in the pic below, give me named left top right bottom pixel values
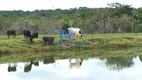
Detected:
left=0, top=3, right=142, bottom=35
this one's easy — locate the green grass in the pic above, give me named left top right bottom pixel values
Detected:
left=0, top=33, right=142, bottom=54
left=0, top=33, right=142, bottom=63
left=0, top=47, right=142, bottom=64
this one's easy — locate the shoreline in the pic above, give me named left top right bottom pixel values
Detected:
left=0, top=34, right=142, bottom=54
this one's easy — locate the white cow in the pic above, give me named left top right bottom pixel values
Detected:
left=68, top=27, right=82, bottom=38
left=69, top=58, right=83, bottom=68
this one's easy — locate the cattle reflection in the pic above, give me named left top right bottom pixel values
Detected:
left=43, top=56, right=55, bottom=64
left=8, top=63, right=17, bottom=72
left=32, top=61, right=39, bottom=66
left=24, top=61, right=33, bottom=73
left=7, top=56, right=56, bottom=73
left=7, top=61, right=39, bottom=73
left=24, top=61, right=39, bottom=73
left=69, top=58, right=83, bottom=68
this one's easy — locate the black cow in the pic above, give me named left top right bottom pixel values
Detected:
left=7, top=30, right=16, bottom=39
left=23, top=30, right=31, bottom=39
left=31, top=32, right=38, bottom=38
left=23, top=30, right=38, bottom=42
left=23, top=30, right=32, bottom=42
left=29, top=32, right=38, bottom=42
left=43, top=37, right=55, bottom=46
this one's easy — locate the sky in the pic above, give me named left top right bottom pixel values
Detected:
left=0, top=0, right=142, bottom=11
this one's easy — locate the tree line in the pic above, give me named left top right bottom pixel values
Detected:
left=0, top=2, right=142, bottom=35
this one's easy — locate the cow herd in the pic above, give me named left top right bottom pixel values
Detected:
left=7, top=30, right=55, bottom=46
left=6, top=28, right=83, bottom=46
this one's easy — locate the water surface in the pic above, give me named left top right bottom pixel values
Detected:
left=0, top=56, right=142, bottom=80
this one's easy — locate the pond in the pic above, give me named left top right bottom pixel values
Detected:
left=0, top=55, right=142, bottom=80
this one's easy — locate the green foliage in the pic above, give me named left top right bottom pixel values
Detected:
left=135, top=23, right=142, bottom=32
left=62, top=23, right=70, bottom=30
left=0, top=3, right=141, bottom=34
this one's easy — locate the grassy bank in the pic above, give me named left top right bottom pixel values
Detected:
left=0, top=47, right=142, bottom=64
left=0, top=33, right=142, bottom=54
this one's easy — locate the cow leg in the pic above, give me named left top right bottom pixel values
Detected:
left=44, top=42, right=46, bottom=46
left=23, top=35, right=25, bottom=40
left=8, top=35, right=10, bottom=39
left=74, top=34, right=77, bottom=39
left=13, top=35, right=15, bottom=39
left=51, top=42, right=53, bottom=46
left=29, top=37, right=33, bottom=43
left=24, top=36, right=28, bottom=40
left=80, top=35, right=82, bottom=39
left=14, top=35, right=16, bottom=39
left=26, top=37, right=29, bottom=42
left=26, top=36, right=28, bottom=41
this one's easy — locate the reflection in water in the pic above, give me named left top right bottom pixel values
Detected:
left=7, top=56, right=136, bottom=73
left=24, top=61, right=40, bottom=73
left=8, top=63, right=17, bottom=72
left=139, top=55, right=142, bottom=62
left=3, top=56, right=142, bottom=80
left=7, top=56, right=55, bottom=73
left=69, top=58, right=83, bottom=68
left=43, top=56, right=55, bottom=64
left=32, top=61, right=39, bottom=66
left=24, top=61, right=33, bottom=73
left=103, top=56, right=134, bottom=70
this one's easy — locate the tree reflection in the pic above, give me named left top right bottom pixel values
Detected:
left=8, top=63, right=17, bottom=72
left=139, top=55, right=142, bottom=61
left=104, top=56, right=134, bottom=70
left=69, top=58, right=83, bottom=68
left=43, top=56, right=55, bottom=64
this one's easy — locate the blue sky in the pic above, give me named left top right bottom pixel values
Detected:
left=0, top=0, right=141, bottom=11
